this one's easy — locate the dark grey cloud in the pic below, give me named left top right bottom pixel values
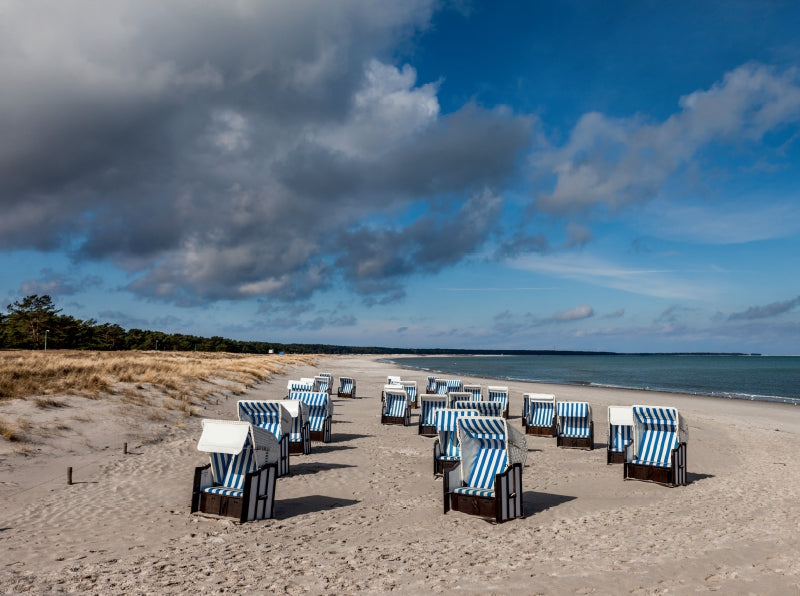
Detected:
left=729, top=295, right=800, bottom=320
left=19, top=268, right=102, bottom=297
left=0, top=2, right=532, bottom=306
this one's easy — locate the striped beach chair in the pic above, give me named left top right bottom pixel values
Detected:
left=443, top=416, right=527, bottom=523
left=280, top=399, right=311, bottom=455
left=337, top=376, right=356, bottom=398
left=624, top=406, right=688, bottom=486
left=607, top=405, right=634, bottom=464
left=463, top=384, right=482, bottom=401
left=487, top=386, right=510, bottom=419
left=192, top=419, right=277, bottom=522
left=432, top=408, right=480, bottom=475
left=289, top=391, right=333, bottom=443
left=453, top=400, right=504, bottom=418
left=419, top=395, right=448, bottom=437
left=402, top=380, right=418, bottom=409
left=314, top=375, right=331, bottom=395
left=237, top=400, right=291, bottom=476
left=556, top=401, right=593, bottom=450
left=426, top=375, right=437, bottom=394
left=318, top=373, right=334, bottom=394
left=287, top=380, right=314, bottom=393
left=382, top=386, right=410, bottom=426
left=523, top=393, right=556, bottom=436
left=448, top=391, right=473, bottom=408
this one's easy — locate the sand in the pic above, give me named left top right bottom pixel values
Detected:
left=2, top=354, right=800, bottom=595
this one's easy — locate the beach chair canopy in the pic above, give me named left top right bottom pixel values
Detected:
left=608, top=405, right=634, bottom=453
left=276, top=399, right=309, bottom=442
left=524, top=393, right=556, bottom=426
left=426, top=375, right=438, bottom=392
left=557, top=401, right=592, bottom=438
left=420, top=395, right=448, bottom=426
left=630, top=406, right=688, bottom=467
left=314, top=376, right=330, bottom=394
left=434, top=379, right=463, bottom=395
left=287, top=379, right=314, bottom=392
left=387, top=375, right=402, bottom=385
left=197, top=420, right=272, bottom=492
left=463, top=384, right=482, bottom=401
left=448, top=391, right=472, bottom=408
left=237, top=400, right=292, bottom=440
left=383, top=388, right=409, bottom=418
left=455, top=417, right=527, bottom=496
left=289, top=391, right=333, bottom=431
left=453, top=400, right=503, bottom=418
left=487, top=385, right=509, bottom=404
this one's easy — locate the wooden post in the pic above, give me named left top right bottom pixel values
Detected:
left=123, top=442, right=128, bottom=454
left=67, top=467, right=73, bottom=485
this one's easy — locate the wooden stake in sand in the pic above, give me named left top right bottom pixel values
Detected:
left=123, top=442, right=128, bottom=455
left=67, top=467, right=73, bottom=485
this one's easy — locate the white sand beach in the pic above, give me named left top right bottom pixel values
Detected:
left=2, top=355, right=800, bottom=594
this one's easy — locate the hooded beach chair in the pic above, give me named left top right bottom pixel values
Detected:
left=624, top=406, right=688, bottom=486
left=443, top=416, right=527, bottom=523
left=453, top=400, right=504, bottom=418
left=382, top=386, right=410, bottom=426
left=523, top=393, right=556, bottom=436
left=448, top=391, right=473, bottom=408
left=487, top=386, right=510, bottom=419
left=607, top=405, right=634, bottom=464
left=419, top=395, right=448, bottom=436
left=426, top=375, right=437, bottom=394
left=433, top=408, right=480, bottom=476
left=434, top=378, right=463, bottom=395
left=314, top=375, right=331, bottom=395
left=192, top=419, right=277, bottom=522
left=463, top=384, right=482, bottom=401
left=289, top=391, right=333, bottom=443
left=280, top=399, right=311, bottom=455
left=402, top=380, right=418, bottom=408
left=318, top=373, right=334, bottom=394
left=237, top=400, right=292, bottom=476
left=337, top=376, right=356, bottom=398
left=556, top=401, right=593, bottom=450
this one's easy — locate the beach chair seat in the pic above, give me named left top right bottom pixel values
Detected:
left=624, top=406, right=688, bottom=486
left=607, top=405, right=634, bottom=464
left=279, top=399, right=311, bottom=455
left=556, top=401, right=593, bottom=449
left=463, top=384, right=482, bottom=401
left=192, top=419, right=277, bottom=522
left=237, top=400, right=292, bottom=476
left=337, top=376, right=356, bottom=398
left=382, top=386, right=410, bottom=426
left=419, top=395, right=448, bottom=436
left=290, top=391, right=333, bottom=443
left=443, top=417, right=527, bottom=522
left=523, top=393, right=556, bottom=436
left=448, top=391, right=473, bottom=408
left=402, top=381, right=418, bottom=408
left=433, top=408, right=480, bottom=475
left=426, top=375, right=437, bottom=394
left=487, top=386, right=510, bottom=419
left=453, top=400, right=503, bottom=418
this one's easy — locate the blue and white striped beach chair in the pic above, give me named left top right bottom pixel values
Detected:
left=443, top=416, right=527, bottom=522
left=523, top=393, right=556, bottom=436
left=382, top=386, right=410, bottom=426
left=289, top=391, right=333, bottom=443
left=433, top=408, right=480, bottom=475
left=192, top=419, right=277, bottom=522
left=624, top=406, right=688, bottom=486
left=279, top=399, right=311, bottom=455
left=607, top=405, right=633, bottom=464
left=337, top=376, right=356, bottom=398
left=314, top=375, right=331, bottom=395
left=402, top=380, right=418, bottom=408
left=434, top=378, right=463, bottom=395
left=556, top=401, right=593, bottom=449
left=453, top=400, right=503, bottom=418
left=237, top=400, right=292, bottom=476
left=463, top=384, right=482, bottom=401
left=318, top=373, right=334, bottom=394
left=426, top=375, right=437, bottom=394
left=487, top=386, right=510, bottom=419
left=448, top=391, right=473, bottom=408
left=419, top=395, right=448, bottom=436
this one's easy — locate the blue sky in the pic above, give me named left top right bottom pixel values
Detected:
left=1, top=1, right=799, bottom=353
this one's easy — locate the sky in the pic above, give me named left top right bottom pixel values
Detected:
left=1, top=0, right=800, bottom=354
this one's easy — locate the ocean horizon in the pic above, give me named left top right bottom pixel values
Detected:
left=385, top=354, right=800, bottom=404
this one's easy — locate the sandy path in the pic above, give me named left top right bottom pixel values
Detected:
left=1, top=355, right=799, bottom=594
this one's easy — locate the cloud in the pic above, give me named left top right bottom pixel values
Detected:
left=0, top=1, right=531, bottom=306
left=19, top=268, right=102, bottom=297
left=552, top=305, right=594, bottom=322
left=530, top=62, right=800, bottom=213
left=728, top=295, right=800, bottom=320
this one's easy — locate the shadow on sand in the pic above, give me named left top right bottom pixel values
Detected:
left=274, top=495, right=359, bottom=519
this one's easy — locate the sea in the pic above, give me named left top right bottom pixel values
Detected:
left=385, top=354, right=800, bottom=405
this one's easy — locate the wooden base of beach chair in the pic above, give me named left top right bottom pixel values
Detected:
left=381, top=412, right=410, bottom=426
left=607, top=450, right=625, bottom=464
left=557, top=435, right=593, bottom=450
left=444, top=463, right=523, bottom=523
left=337, top=390, right=355, bottom=398
left=624, top=443, right=687, bottom=486
left=289, top=425, right=312, bottom=455
left=526, top=425, right=555, bottom=437
left=191, top=463, right=277, bottom=522
left=418, top=424, right=437, bottom=437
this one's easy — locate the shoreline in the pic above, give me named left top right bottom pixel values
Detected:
left=2, top=354, right=800, bottom=593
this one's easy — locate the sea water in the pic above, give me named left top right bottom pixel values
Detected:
left=387, top=354, right=800, bottom=404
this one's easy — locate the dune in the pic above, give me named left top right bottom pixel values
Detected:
left=1, top=354, right=799, bottom=594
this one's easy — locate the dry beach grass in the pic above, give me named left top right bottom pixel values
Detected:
left=2, top=354, right=800, bottom=594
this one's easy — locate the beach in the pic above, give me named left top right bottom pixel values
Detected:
left=2, top=354, right=800, bottom=594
